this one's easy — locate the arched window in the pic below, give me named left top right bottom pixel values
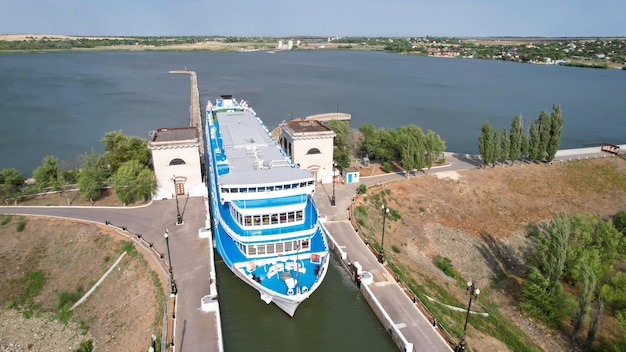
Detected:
left=169, top=158, right=186, bottom=166
left=306, top=148, right=321, bottom=155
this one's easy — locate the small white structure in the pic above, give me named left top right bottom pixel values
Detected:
left=280, top=120, right=335, bottom=183
left=148, top=127, right=206, bottom=200
left=343, top=167, right=360, bottom=183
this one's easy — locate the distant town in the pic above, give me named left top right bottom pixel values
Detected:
left=1, top=34, right=624, bottom=69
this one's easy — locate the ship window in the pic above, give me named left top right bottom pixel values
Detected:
left=271, top=214, right=278, bottom=224
left=266, top=243, right=275, bottom=254
left=231, top=188, right=238, bottom=193
left=296, top=211, right=303, bottom=221
left=245, top=216, right=252, bottom=226
left=288, top=212, right=295, bottom=222
left=276, top=242, right=284, bottom=253
left=258, top=186, right=265, bottom=192
left=275, top=185, right=283, bottom=191
left=284, top=184, right=291, bottom=190
left=262, top=215, right=270, bottom=225
left=257, top=245, right=266, bottom=255
left=221, top=187, right=229, bottom=193
left=248, top=245, right=257, bottom=255
left=254, top=216, right=261, bottom=225
left=284, top=242, right=293, bottom=251
left=267, top=186, right=274, bottom=191
left=301, top=239, right=310, bottom=250
left=240, top=188, right=247, bottom=193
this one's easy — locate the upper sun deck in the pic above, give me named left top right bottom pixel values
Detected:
left=208, top=97, right=314, bottom=188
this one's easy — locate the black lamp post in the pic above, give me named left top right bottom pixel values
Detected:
left=164, top=228, right=178, bottom=296
left=173, top=176, right=183, bottom=225
left=378, top=204, right=389, bottom=263
left=331, top=162, right=337, bottom=206
left=455, top=280, right=480, bottom=351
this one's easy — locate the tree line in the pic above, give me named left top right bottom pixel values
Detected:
left=357, top=123, right=446, bottom=176
left=520, top=211, right=626, bottom=351
left=0, top=131, right=155, bottom=206
left=478, top=104, right=564, bottom=167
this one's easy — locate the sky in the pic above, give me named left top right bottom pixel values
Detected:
left=1, top=0, right=625, bottom=38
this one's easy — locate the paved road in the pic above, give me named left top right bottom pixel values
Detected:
left=1, top=197, right=220, bottom=352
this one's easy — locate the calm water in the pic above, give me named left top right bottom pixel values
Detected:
left=1, top=51, right=625, bottom=175
left=217, top=255, right=396, bottom=352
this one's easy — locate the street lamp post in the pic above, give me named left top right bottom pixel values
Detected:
left=331, top=162, right=337, bottom=206
left=164, top=228, right=178, bottom=296
left=455, top=280, right=480, bottom=351
left=378, top=204, right=389, bottom=263
left=173, top=176, right=183, bottom=225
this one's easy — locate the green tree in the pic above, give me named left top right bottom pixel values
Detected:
left=529, top=120, right=541, bottom=162
left=101, top=130, right=151, bottom=173
left=111, top=160, right=156, bottom=205
left=537, top=110, right=552, bottom=162
left=571, top=255, right=598, bottom=341
left=0, top=168, right=26, bottom=204
left=509, top=115, right=522, bottom=165
left=546, top=104, right=565, bottom=162
left=425, top=129, right=446, bottom=170
left=33, top=155, right=63, bottom=191
left=500, top=127, right=510, bottom=166
left=478, top=122, right=494, bottom=167
left=520, top=133, right=530, bottom=164
left=326, top=120, right=351, bottom=168
left=613, top=210, right=626, bottom=234
left=520, top=212, right=572, bottom=324
left=493, top=129, right=501, bottom=167
left=397, top=125, right=425, bottom=177
left=77, top=150, right=107, bottom=205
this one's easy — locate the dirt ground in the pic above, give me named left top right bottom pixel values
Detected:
left=354, top=156, right=626, bottom=351
left=0, top=215, right=163, bottom=352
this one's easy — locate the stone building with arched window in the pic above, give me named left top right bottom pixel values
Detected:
left=148, top=127, right=206, bottom=200
left=280, top=120, right=336, bottom=183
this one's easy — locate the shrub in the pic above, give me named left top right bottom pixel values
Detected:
left=1, top=215, right=11, bottom=225
left=433, top=255, right=456, bottom=278
left=382, top=162, right=392, bottom=173
left=357, top=183, right=367, bottom=195
left=16, top=220, right=26, bottom=232
left=391, top=245, right=401, bottom=253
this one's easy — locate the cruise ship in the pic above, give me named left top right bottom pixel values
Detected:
left=205, top=95, right=330, bottom=316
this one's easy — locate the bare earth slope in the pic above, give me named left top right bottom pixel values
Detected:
left=355, top=156, right=626, bottom=351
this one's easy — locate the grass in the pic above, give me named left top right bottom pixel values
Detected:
left=433, top=255, right=457, bottom=278
left=7, top=270, right=46, bottom=318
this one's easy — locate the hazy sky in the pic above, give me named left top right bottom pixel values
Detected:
left=1, top=0, right=624, bottom=37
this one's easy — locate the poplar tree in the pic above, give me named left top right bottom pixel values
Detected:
left=501, top=127, right=510, bottom=166
left=478, top=122, right=494, bottom=167
left=529, top=120, right=540, bottom=162
left=538, top=110, right=552, bottom=161
left=520, top=134, right=530, bottom=164
left=493, top=129, right=501, bottom=167
left=509, top=115, right=523, bottom=164
left=546, top=104, right=565, bottom=162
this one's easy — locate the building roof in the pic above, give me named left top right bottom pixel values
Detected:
left=283, top=120, right=333, bottom=134
left=151, top=127, right=198, bottom=143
